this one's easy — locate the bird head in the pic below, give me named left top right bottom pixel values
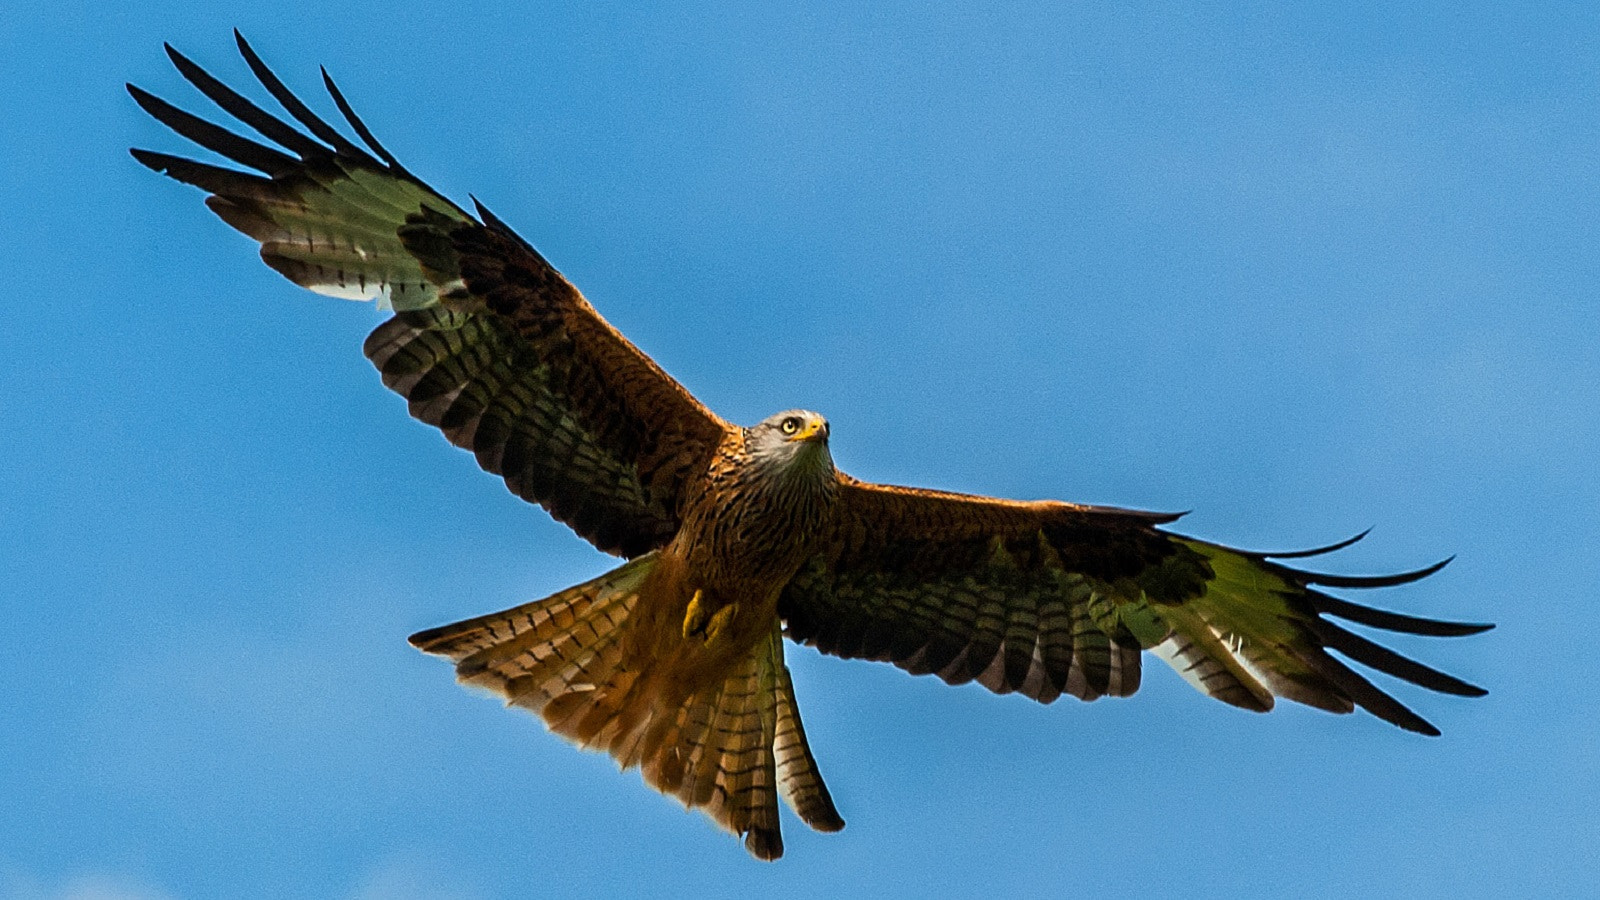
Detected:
left=748, top=409, right=834, bottom=478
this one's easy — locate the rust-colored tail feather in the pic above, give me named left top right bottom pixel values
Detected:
left=410, top=554, right=841, bottom=859
left=773, top=663, right=845, bottom=833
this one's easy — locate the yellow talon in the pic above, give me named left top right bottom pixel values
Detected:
left=683, top=590, right=738, bottom=643
left=683, top=589, right=708, bottom=639
left=704, top=603, right=737, bottom=643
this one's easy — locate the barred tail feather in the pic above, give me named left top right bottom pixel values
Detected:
left=635, top=624, right=817, bottom=860
left=407, top=554, right=653, bottom=722
left=410, top=561, right=838, bottom=860
left=773, top=662, right=845, bottom=833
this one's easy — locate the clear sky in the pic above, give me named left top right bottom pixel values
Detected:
left=3, top=2, right=1595, bottom=898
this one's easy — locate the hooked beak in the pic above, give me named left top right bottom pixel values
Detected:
left=789, top=418, right=829, bottom=444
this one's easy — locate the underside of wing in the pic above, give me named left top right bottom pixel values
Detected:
left=131, top=34, right=733, bottom=556
left=781, top=479, right=1185, bottom=704
left=780, top=478, right=1491, bottom=734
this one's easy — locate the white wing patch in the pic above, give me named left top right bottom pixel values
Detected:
left=1151, top=627, right=1275, bottom=712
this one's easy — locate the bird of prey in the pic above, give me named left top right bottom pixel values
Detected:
left=130, top=34, right=1492, bottom=861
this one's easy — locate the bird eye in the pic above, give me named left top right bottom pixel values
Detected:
left=780, top=417, right=802, bottom=435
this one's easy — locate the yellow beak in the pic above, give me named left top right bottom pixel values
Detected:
left=789, top=419, right=828, bottom=443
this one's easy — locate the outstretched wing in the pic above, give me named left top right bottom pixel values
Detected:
left=780, top=477, right=1491, bottom=735
left=130, top=34, right=732, bottom=557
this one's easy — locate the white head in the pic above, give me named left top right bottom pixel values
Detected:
left=745, top=409, right=834, bottom=482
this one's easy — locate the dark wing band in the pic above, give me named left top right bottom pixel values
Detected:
left=131, top=34, right=732, bottom=556
left=780, top=478, right=1491, bottom=734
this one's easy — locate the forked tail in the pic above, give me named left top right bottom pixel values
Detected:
left=409, top=553, right=843, bottom=859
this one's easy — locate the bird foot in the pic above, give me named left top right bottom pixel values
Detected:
left=704, top=604, right=737, bottom=643
left=683, top=589, right=709, bottom=639
left=682, top=590, right=737, bottom=643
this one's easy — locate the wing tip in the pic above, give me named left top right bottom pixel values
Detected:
left=125, top=81, right=159, bottom=110
left=1252, top=527, right=1374, bottom=560
left=1309, top=618, right=1491, bottom=698
left=319, top=64, right=405, bottom=171
left=1311, top=591, right=1495, bottom=637
left=1294, top=555, right=1453, bottom=590
left=1410, top=720, right=1444, bottom=738
left=128, top=146, right=166, bottom=172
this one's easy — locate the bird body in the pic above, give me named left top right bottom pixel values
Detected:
left=131, top=34, right=1492, bottom=861
left=676, top=413, right=841, bottom=623
left=409, top=410, right=848, bottom=858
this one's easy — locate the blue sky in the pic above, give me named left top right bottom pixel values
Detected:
left=3, top=2, right=1596, bottom=897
